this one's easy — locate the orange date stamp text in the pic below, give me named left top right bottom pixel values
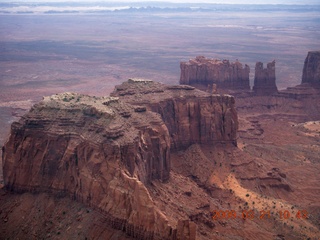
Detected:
left=211, top=209, right=308, bottom=220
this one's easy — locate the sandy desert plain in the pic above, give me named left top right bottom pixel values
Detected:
left=0, top=3, right=320, bottom=240
left=0, top=4, right=319, bottom=143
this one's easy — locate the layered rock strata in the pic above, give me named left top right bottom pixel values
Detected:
left=111, top=79, right=238, bottom=150
left=3, top=93, right=174, bottom=239
left=180, top=56, right=250, bottom=90
left=3, top=80, right=239, bottom=240
left=302, top=51, right=320, bottom=86
left=253, top=61, right=278, bottom=95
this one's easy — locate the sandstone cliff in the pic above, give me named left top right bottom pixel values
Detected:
left=3, top=93, right=175, bottom=239
left=302, top=51, right=320, bottom=85
left=252, top=61, right=278, bottom=96
left=2, top=80, right=239, bottom=240
left=111, top=79, right=238, bottom=150
left=180, top=56, right=250, bottom=90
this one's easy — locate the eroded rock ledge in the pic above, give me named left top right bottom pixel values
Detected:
left=3, top=80, right=238, bottom=240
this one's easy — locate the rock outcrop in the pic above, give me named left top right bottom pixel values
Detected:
left=180, top=56, right=250, bottom=90
left=2, top=80, right=239, bottom=240
left=253, top=61, right=278, bottom=95
left=111, top=79, right=238, bottom=150
left=3, top=92, right=174, bottom=240
left=302, top=51, right=320, bottom=86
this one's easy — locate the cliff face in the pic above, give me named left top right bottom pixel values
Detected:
left=148, top=95, right=238, bottom=150
left=111, top=79, right=238, bottom=150
left=180, top=56, right=250, bottom=90
left=302, top=51, right=320, bottom=85
left=3, top=93, right=174, bottom=239
left=253, top=61, right=278, bottom=96
left=3, top=80, right=239, bottom=240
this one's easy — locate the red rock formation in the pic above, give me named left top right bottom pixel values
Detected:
left=2, top=80, right=239, bottom=240
left=111, top=79, right=238, bottom=150
left=302, top=51, right=320, bottom=86
left=180, top=56, right=250, bottom=90
left=3, top=93, right=175, bottom=240
left=253, top=61, right=278, bottom=95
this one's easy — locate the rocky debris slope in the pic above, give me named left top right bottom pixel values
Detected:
left=180, top=56, right=250, bottom=90
left=252, top=61, right=278, bottom=96
left=111, top=79, right=238, bottom=150
left=0, top=190, right=136, bottom=240
left=302, top=51, right=320, bottom=85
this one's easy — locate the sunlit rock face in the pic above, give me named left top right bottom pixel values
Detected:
left=180, top=56, right=250, bottom=90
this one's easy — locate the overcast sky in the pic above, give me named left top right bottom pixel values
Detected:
left=0, top=0, right=318, bottom=4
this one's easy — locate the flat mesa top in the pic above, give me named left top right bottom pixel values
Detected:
left=185, top=56, right=244, bottom=67
left=309, top=51, right=320, bottom=54
left=128, top=78, right=153, bottom=83
left=41, top=92, right=118, bottom=115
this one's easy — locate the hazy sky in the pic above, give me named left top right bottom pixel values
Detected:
left=0, top=0, right=317, bottom=4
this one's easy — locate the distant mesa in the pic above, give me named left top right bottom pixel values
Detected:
left=180, top=56, right=280, bottom=96
left=278, top=51, right=320, bottom=101
left=253, top=60, right=278, bottom=96
left=302, top=51, right=320, bottom=86
left=181, top=51, right=320, bottom=97
left=180, top=56, right=250, bottom=90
